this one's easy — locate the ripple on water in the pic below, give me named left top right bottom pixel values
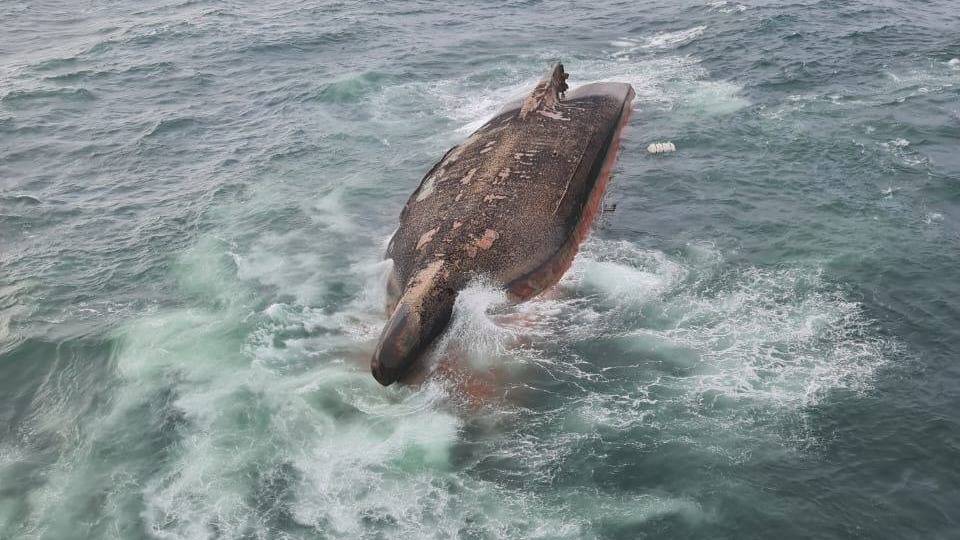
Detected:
left=0, top=87, right=96, bottom=105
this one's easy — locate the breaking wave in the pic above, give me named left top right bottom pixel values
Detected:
left=7, top=230, right=893, bottom=538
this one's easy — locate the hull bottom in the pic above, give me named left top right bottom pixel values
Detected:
left=507, top=102, right=633, bottom=300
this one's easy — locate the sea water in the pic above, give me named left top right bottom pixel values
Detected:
left=2, top=1, right=959, bottom=538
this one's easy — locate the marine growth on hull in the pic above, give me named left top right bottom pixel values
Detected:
left=372, top=64, right=636, bottom=385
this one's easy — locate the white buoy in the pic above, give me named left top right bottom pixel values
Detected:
left=647, top=141, right=676, bottom=154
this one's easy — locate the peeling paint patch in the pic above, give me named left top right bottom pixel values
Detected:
left=416, top=227, right=438, bottom=250
left=460, top=167, right=477, bottom=185
left=513, top=151, right=535, bottom=166
left=416, top=174, right=437, bottom=201
left=477, top=229, right=499, bottom=250
left=539, top=110, right=568, bottom=120
left=406, top=259, right=445, bottom=299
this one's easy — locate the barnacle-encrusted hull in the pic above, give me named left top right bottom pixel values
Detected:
left=372, top=64, right=635, bottom=386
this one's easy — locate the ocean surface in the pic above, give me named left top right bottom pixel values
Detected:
left=2, top=0, right=959, bottom=538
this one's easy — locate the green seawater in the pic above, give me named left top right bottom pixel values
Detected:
left=1, top=1, right=959, bottom=538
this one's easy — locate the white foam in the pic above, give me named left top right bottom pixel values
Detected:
left=666, top=266, right=890, bottom=407
left=501, top=239, right=897, bottom=452
left=0, top=444, right=23, bottom=466
left=432, top=278, right=517, bottom=368
left=285, top=383, right=463, bottom=535
left=882, top=65, right=958, bottom=103
left=100, top=237, right=593, bottom=537
left=643, top=26, right=707, bottom=49
left=374, top=53, right=747, bottom=139
left=567, top=491, right=707, bottom=527
left=584, top=55, right=748, bottom=115
left=889, top=138, right=910, bottom=148
left=707, top=0, right=747, bottom=13
left=10, top=222, right=896, bottom=536
left=683, top=79, right=750, bottom=114
left=375, top=73, right=538, bottom=136
left=565, top=242, right=687, bottom=305
left=118, top=303, right=472, bottom=538
left=879, top=138, right=929, bottom=169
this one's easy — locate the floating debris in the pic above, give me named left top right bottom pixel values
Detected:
left=647, top=141, right=676, bottom=154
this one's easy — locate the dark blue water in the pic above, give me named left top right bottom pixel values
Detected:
left=2, top=1, right=959, bottom=538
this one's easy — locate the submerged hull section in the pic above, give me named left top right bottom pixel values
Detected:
left=373, top=64, right=635, bottom=385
